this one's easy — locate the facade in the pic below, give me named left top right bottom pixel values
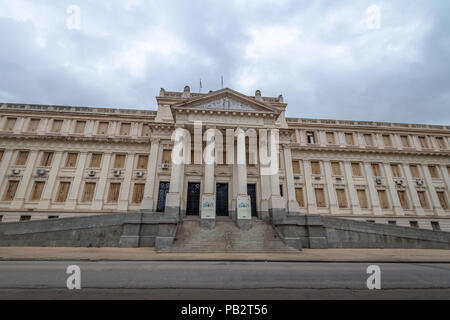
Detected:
left=0, top=86, right=449, bottom=232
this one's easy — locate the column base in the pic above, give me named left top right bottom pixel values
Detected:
left=140, top=198, right=154, bottom=211
left=236, top=219, right=252, bottom=230
left=287, top=200, right=301, bottom=214
left=201, top=218, right=215, bottom=229
left=164, top=192, right=181, bottom=219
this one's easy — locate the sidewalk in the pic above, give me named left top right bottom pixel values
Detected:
left=1, top=247, right=450, bottom=262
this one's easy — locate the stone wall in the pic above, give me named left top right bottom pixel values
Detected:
left=273, top=215, right=450, bottom=250
left=0, top=212, right=178, bottom=249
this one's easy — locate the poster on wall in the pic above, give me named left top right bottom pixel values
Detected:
left=201, top=195, right=215, bottom=219
left=237, top=195, right=251, bottom=220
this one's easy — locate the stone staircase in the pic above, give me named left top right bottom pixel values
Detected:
left=162, top=216, right=298, bottom=253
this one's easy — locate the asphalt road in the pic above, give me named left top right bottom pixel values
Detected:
left=0, top=261, right=449, bottom=299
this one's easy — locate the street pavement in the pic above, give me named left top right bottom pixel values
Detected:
left=0, top=261, right=449, bottom=299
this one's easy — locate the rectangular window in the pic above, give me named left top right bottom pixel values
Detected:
left=428, top=165, right=439, bottom=179
left=336, top=189, right=348, bottom=208
left=162, top=150, right=172, bottom=164
left=351, top=163, right=362, bottom=176
left=3, top=181, right=19, bottom=201
left=295, top=187, right=304, bottom=207
left=315, top=188, right=326, bottom=207
left=418, top=136, right=428, bottom=148
left=20, top=215, right=31, bottom=222
left=120, top=123, right=131, bottom=136
left=97, top=122, right=109, bottom=135
left=431, top=221, right=440, bottom=231
left=5, top=117, right=16, bottom=131
left=279, top=185, right=283, bottom=197
left=29, top=181, right=45, bottom=201
left=40, top=152, right=54, bottom=167
left=28, top=119, right=40, bottom=132
left=435, top=137, right=445, bottom=150
left=437, top=191, right=448, bottom=210
left=132, top=183, right=145, bottom=204
left=141, top=124, right=151, bottom=137
left=306, top=131, right=315, bottom=144
left=397, top=190, right=409, bottom=209
left=55, top=182, right=70, bottom=202
left=0, top=215, right=2, bottom=222
left=65, top=153, right=78, bottom=168
left=367, top=220, right=375, bottom=223
left=331, top=162, right=341, bottom=176
left=400, top=135, right=410, bottom=148
left=371, top=163, right=382, bottom=177
left=345, top=133, right=354, bottom=145
left=16, top=151, right=29, bottom=166
left=89, top=153, right=102, bottom=168
left=388, top=221, right=397, bottom=225
left=410, top=221, right=418, bottom=228
left=377, top=190, right=389, bottom=209
left=311, top=161, right=321, bottom=175
left=81, top=182, right=96, bottom=203
left=107, top=183, right=121, bottom=203
left=51, top=120, right=63, bottom=133
left=364, top=134, right=373, bottom=146
left=410, top=164, right=420, bottom=178
left=48, top=216, right=59, bottom=219
left=417, top=191, right=430, bottom=209
left=390, top=164, right=401, bottom=178
left=292, top=161, right=300, bottom=174
left=382, top=135, right=392, bottom=147
left=326, top=132, right=335, bottom=145
left=137, top=155, right=148, bottom=169
left=74, top=120, right=86, bottom=134
left=114, top=154, right=126, bottom=168
left=357, top=189, right=368, bottom=208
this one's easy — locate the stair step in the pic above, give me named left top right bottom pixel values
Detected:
left=163, top=218, right=297, bottom=253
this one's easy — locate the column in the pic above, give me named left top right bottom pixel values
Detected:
left=422, top=164, right=444, bottom=216
left=165, top=129, right=187, bottom=217
left=319, top=131, right=326, bottom=147
left=383, top=162, right=404, bottom=215
left=235, top=128, right=251, bottom=228
left=402, top=163, right=424, bottom=215
left=13, top=117, right=25, bottom=134
left=323, top=160, right=338, bottom=214
left=141, top=138, right=160, bottom=211
left=11, top=150, right=39, bottom=209
left=283, top=146, right=300, bottom=214
left=38, top=151, right=63, bottom=210
left=91, top=152, right=112, bottom=210
left=303, top=160, right=317, bottom=214
left=64, top=152, right=88, bottom=210
left=441, top=164, right=450, bottom=195
left=363, top=162, right=382, bottom=215
left=343, top=161, right=361, bottom=214
left=236, top=128, right=247, bottom=195
left=0, top=150, right=13, bottom=186
left=117, top=153, right=135, bottom=211
left=268, top=136, right=285, bottom=221
left=201, top=129, right=216, bottom=227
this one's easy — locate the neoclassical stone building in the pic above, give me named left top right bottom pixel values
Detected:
left=0, top=86, right=449, bottom=232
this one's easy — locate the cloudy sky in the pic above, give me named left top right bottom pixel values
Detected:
left=0, top=0, right=449, bottom=124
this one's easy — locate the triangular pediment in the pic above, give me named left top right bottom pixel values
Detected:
left=172, top=88, right=279, bottom=114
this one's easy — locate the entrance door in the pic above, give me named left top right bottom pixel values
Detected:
left=216, top=183, right=229, bottom=216
left=156, top=182, right=170, bottom=212
left=186, top=182, right=201, bottom=215
left=247, top=184, right=257, bottom=217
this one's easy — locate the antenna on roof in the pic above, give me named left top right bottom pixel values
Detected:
left=199, top=79, right=202, bottom=93
left=221, top=76, right=223, bottom=89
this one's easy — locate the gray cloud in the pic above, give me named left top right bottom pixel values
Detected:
left=0, top=0, right=449, bottom=124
